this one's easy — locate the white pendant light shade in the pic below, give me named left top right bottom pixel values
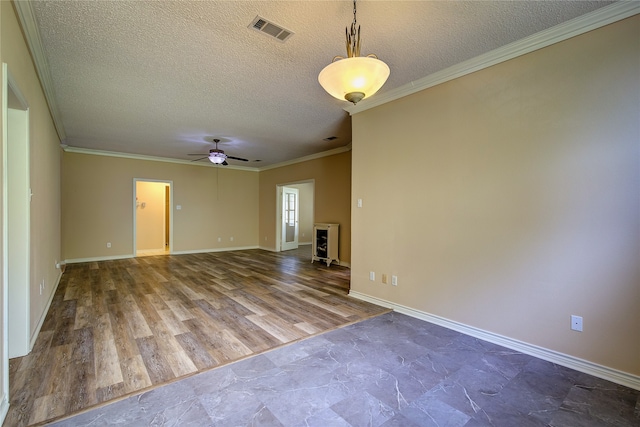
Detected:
left=318, top=56, right=390, bottom=104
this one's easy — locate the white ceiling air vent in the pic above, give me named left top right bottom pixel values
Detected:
left=249, top=16, right=294, bottom=42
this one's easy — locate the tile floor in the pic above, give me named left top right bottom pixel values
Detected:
left=50, top=312, right=639, bottom=426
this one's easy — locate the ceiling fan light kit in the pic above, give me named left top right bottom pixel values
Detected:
left=189, top=138, right=249, bottom=166
left=318, top=0, right=390, bottom=104
left=208, top=151, right=227, bottom=164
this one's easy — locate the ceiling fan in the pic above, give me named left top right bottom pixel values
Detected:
left=189, top=139, right=249, bottom=165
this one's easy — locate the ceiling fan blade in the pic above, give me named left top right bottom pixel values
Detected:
left=188, top=153, right=209, bottom=156
left=191, top=156, right=208, bottom=162
left=226, top=156, right=249, bottom=162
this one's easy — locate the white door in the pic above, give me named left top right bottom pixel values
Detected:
left=281, top=187, right=299, bottom=251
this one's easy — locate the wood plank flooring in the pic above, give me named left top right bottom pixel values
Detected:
left=7, top=248, right=389, bottom=426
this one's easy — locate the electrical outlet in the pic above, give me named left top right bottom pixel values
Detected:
left=369, top=271, right=375, bottom=281
left=217, top=237, right=221, bottom=242
left=230, top=236, right=234, bottom=241
left=106, top=242, right=111, bottom=248
left=392, top=275, right=398, bottom=286
left=571, top=315, right=583, bottom=332
left=382, top=274, right=387, bottom=284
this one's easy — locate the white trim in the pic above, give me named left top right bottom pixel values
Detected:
left=0, top=397, right=8, bottom=427
left=345, top=2, right=640, bottom=115
left=133, top=179, right=173, bottom=256
left=257, top=144, right=352, bottom=172
left=13, top=0, right=66, bottom=141
left=62, top=144, right=352, bottom=172
left=348, top=291, right=640, bottom=391
left=63, top=146, right=258, bottom=172
left=65, top=246, right=268, bottom=263
left=171, top=245, right=259, bottom=256
left=5, top=80, right=31, bottom=359
left=29, top=271, right=62, bottom=350
left=1, top=63, right=9, bottom=427
left=64, top=254, right=135, bottom=264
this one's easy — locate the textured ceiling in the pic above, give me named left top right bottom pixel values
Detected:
left=27, top=0, right=614, bottom=168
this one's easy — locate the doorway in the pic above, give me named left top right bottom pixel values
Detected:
left=134, top=179, right=172, bottom=256
left=276, top=181, right=314, bottom=252
left=281, top=186, right=299, bottom=251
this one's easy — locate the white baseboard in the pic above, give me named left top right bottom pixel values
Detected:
left=171, top=245, right=259, bottom=255
left=30, top=270, right=63, bottom=351
left=0, top=395, right=8, bottom=427
left=349, top=291, right=640, bottom=391
left=66, top=246, right=264, bottom=263
left=65, top=254, right=134, bottom=264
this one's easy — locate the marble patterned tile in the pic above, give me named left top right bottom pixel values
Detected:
left=264, top=336, right=332, bottom=367
left=400, top=394, right=471, bottom=427
left=330, top=391, right=396, bottom=427
left=50, top=312, right=640, bottom=427
left=303, top=407, right=352, bottom=427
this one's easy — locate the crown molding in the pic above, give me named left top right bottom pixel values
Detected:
left=13, top=0, right=67, bottom=141
left=62, top=146, right=259, bottom=171
left=257, top=143, right=352, bottom=172
left=62, top=144, right=352, bottom=172
left=345, top=2, right=640, bottom=115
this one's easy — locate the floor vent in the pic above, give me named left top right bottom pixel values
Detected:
left=249, top=16, right=294, bottom=42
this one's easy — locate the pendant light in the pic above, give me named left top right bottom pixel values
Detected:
left=318, top=0, right=390, bottom=104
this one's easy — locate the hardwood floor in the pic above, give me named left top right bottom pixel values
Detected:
left=7, top=248, right=389, bottom=426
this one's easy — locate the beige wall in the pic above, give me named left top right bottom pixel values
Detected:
left=2, top=0, right=62, bottom=349
left=135, top=181, right=168, bottom=251
left=259, top=151, right=351, bottom=263
left=351, top=16, right=640, bottom=376
left=62, top=153, right=258, bottom=260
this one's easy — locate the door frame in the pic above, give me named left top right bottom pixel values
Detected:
left=280, top=186, right=299, bottom=251
left=133, top=179, right=173, bottom=255
left=275, top=180, right=314, bottom=252
left=2, top=64, right=31, bottom=416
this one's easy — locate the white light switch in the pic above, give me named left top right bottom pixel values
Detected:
left=357, top=199, right=363, bottom=208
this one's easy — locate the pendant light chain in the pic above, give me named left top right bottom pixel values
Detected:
left=346, top=0, right=361, bottom=58
left=353, top=0, right=357, bottom=28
